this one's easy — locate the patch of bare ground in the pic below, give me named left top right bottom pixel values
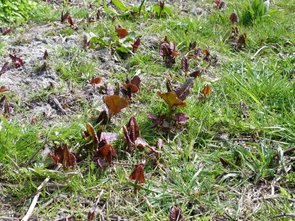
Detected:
left=0, top=21, right=129, bottom=127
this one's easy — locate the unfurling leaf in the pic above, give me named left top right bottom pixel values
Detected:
left=237, top=33, right=247, bottom=50
left=189, top=41, right=196, bottom=51
left=115, top=25, right=128, bottom=38
left=2, top=97, right=13, bottom=118
left=123, top=116, right=139, bottom=154
left=48, top=144, right=76, bottom=169
left=229, top=12, right=239, bottom=23
left=67, top=16, right=75, bottom=26
left=88, top=210, right=96, bottom=221
left=103, top=95, right=128, bottom=115
left=129, top=164, right=145, bottom=184
left=90, top=76, right=102, bottom=85
left=160, top=37, right=179, bottom=66
left=131, top=37, right=141, bottom=52
left=9, top=54, right=24, bottom=68
left=0, top=86, right=10, bottom=93
left=214, top=0, right=226, bottom=9
left=181, top=56, right=189, bottom=73
left=95, top=143, right=116, bottom=166
left=220, top=157, right=230, bottom=168
left=43, top=50, right=49, bottom=60
left=122, top=83, right=139, bottom=93
left=94, top=110, right=109, bottom=125
left=194, top=47, right=202, bottom=57
left=130, top=75, right=141, bottom=88
left=175, top=78, right=195, bottom=101
left=147, top=113, right=166, bottom=127
left=173, top=113, right=189, bottom=125
left=189, top=69, right=202, bottom=78
left=157, top=91, right=186, bottom=109
left=31, top=116, right=37, bottom=125
left=61, top=11, right=70, bottom=23
left=203, top=48, right=211, bottom=61
left=170, top=206, right=185, bottom=221
left=201, top=84, right=212, bottom=96
left=0, top=62, right=9, bottom=76
left=85, top=122, right=99, bottom=143
left=121, top=76, right=141, bottom=99
left=1, top=27, right=12, bottom=35
left=159, top=1, right=165, bottom=10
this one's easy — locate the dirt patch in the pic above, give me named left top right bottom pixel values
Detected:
left=0, top=22, right=121, bottom=127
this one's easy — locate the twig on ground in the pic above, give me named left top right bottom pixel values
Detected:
left=272, top=213, right=295, bottom=218
left=251, top=46, right=268, bottom=60
left=252, top=194, right=295, bottom=203
left=21, top=164, right=62, bottom=221
left=51, top=96, right=67, bottom=115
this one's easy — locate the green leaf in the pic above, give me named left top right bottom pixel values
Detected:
left=103, top=0, right=118, bottom=15
left=112, top=0, right=129, bottom=11
left=116, top=45, right=130, bottom=54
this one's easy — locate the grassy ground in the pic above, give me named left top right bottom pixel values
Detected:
left=0, top=0, right=294, bottom=220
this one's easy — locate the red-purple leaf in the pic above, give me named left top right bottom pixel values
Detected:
left=159, top=1, right=165, bottom=10
left=103, top=95, right=128, bottom=115
left=130, top=75, right=141, bottom=88
left=237, top=33, right=247, bottom=50
left=61, top=11, right=70, bottom=23
left=181, top=56, right=189, bottom=73
left=203, top=48, right=210, bottom=61
left=173, top=113, right=189, bottom=125
left=160, top=39, right=179, bottom=66
left=189, top=41, right=196, bottom=51
left=175, top=78, right=195, bottom=101
left=49, top=144, right=76, bottom=169
left=43, top=50, right=49, bottom=60
left=0, top=86, right=10, bottom=93
left=67, top=16, right=74, bottom=26
left=3, top=97, right=13, bottom=118
left=85, top=122, right=99, bottom=143
left=1, top=27, right=12, bottom=35
left=220, top=157, right=230, bottom=168
left=90, top=76, right=102, bottom=85
left=201, top=84, right=212, bottom=96
left=194, top=47, right=202, bottom=57
left=128, top=116, right=139, bottom=143
left=147, top=113, right=166, bottom=127
left=115, top=25, right=128, bottom=38
left=189, top=70, right=201, bottom=78
left=129, top=164, right=145, bottom=184
left=94, top=110, right=109, bottom=125
left=88, top=210, right=96, bottom=221
left=214, top=0, right=226, bottom=9
left=9, top=54, right=24, bottom=68
left=95, top=143, right=116, bottom=165
left=131, top=37, right=141, bottom=53
left=229, top=12, right=239, bottom=23
left=170, top=206, right=184, bottom=221
left=0, top=62, right=9, bottom=76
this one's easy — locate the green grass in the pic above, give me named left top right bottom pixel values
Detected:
left=0, top=0, right=294, bottom=220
